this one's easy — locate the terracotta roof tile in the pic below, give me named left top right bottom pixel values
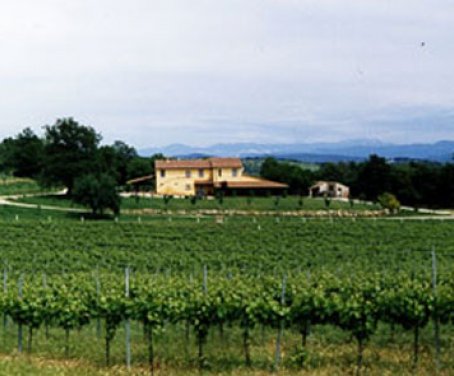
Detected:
left=155, top=160, right=210, bottom=169
left=155, top=158, right=242, bottom=170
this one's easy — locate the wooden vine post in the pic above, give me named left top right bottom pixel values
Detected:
left=432, top=248, right=440, bottom=373
left=3, top=266, right=7, bottom=331
left=125, top=266, right=131, bottom=370
left=274, top=274, right=287, bottom=371
left=17, top=274, right=23, bottom=353
left=95, top=267, right=101, bottom=339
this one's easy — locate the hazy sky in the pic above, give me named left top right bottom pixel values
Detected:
left=1, top=0, right=453, bottom=147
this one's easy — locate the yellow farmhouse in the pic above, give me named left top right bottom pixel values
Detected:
left=155, top=157, right=288, bottom=196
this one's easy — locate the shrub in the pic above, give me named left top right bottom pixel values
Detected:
left=378, top=192, right=401, bottom=214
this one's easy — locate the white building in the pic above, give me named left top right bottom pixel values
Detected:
left=309, top=181, right=350, bottom=198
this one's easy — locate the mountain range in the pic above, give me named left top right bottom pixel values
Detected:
left=140, top=140, right=454, bottom=163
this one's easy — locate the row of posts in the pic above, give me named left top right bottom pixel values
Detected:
left=0, top=251, right=442, bottom=373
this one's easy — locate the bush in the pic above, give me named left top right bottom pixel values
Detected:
left=378, top=192, right=401, bottom=214
left=72, top=174, right=120, bottom=216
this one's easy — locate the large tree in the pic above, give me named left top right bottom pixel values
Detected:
left=260, top=157, right=313, bottom=194
left=356, top=155, right=392, bottom=201
left=0, top=128, right=44, bottom=177
left=72, top=173, right=120, bottom=216
left=98, top=141, right=138, bottom=185
left=41, top=118, right=101, bottom=193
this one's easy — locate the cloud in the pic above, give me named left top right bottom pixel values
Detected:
left=0, top=0, right=453, bottom=146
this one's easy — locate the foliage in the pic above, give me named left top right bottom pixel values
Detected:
left=72, top=174, right=121, bottom=215
left=41, top=118, right=101, bottom=194
left=98, top=141, right=138, bottom=185
left=260, top=157, right=313, bottom=195
left=0, top=128, right=44, bottom=178
left=378, top=192, right=400, bottom=213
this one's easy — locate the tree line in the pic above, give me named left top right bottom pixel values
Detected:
left=0, top=118, right=162, bottom=215
left=1, top=117, right=452, bottom=210
left=260, top=155, right=454, bottom=209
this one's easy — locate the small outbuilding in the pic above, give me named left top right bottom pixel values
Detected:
left=309, top=181, right=350, bottom=198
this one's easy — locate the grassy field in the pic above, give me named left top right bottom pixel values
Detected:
left=0, top=177, right=45, bottom=196
left=0, top=321, right=451, bottom=375
left=15, top=194, right=381, bottom=212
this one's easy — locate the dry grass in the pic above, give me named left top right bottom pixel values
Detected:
left=0, top=342, right=453, bottom=376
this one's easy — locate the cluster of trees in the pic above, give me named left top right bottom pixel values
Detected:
left=0, top=118, right=161, bottom=215
left=261, top=155, right=454, bottom=208
left=1, top=118, right=452, bottom=211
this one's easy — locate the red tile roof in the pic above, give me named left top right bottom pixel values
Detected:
left=209, top=158, right=243, bottom=168
left=155, top=158, right=242, bottom=170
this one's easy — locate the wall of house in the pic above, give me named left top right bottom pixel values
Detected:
left=156, top=166, right=246, bottom=196
left=156, top=168, right=212, bottom=196
left=212, top=167, right=245, bottom=183
left=310, top=182, right=350, bottom=198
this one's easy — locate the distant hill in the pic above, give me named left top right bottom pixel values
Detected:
left=140, top=140, right=454, bottom=163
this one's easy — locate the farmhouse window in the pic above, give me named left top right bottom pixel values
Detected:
left=218, top=169, right=222, bottom=177
left=185, top=170, right=191, bottom=178
left=160, top=170, right=166, bottom=178
left=198, top=169, right=204, bottom=178
left=232, top=168, right=238, bottom=177
left=185, top=184, right=191, bottom=191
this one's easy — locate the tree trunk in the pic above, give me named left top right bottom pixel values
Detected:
left=27, top=326, right=33, bottom=353
left=185, top=321, right=190, bottom=357
left=356, top=336, right=364, bottom=376
left=243, top=324, right=251, bottom=367
left=65, top=328, right=70, bottom=357
left=105, top=334, right=111, bottom=366
left=145, top=322, right=154, bottom=376
left=18, top=323, right=23, bottom=353
left=389, top=323, right=395, bottom=343
left=197, top=329, right=207, bottom=370
left=300, top=320, right=309, bottom=368
left=219, top=322, right=224, bottom=343
left=413, top=325, right=419, bottom=371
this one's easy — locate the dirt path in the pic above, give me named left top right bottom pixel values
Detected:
left=0, top=192, right=452, bottom=220
left=0, top=191, right=87, bottom=213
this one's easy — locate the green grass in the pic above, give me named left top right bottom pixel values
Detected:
left=15, top=194, right=381, bottom=212
left=0, top=177, right=44, bottom=196
left=0, top=321, right=451, bottom=375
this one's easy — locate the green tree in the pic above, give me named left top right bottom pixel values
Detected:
left=41, top=118, right=101, bottom=194
left=260, top=157, right=313, bottom=194
left=72, top=174, right=120, bottom=216
left=126, top=157, right=153, bottom=182
left=357, top=155, right=392, bottom=201
left=98, top=141, right=137, bottom=185
left=0, top=128, right=44, bottom=177
left=378, top=192, right=400, bottom=213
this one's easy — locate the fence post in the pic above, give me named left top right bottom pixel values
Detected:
left=18, top=274, right=23, bottom=353
left=42, top=272, right=49, bottom=339
left=3, top=266, right=7, bottom=331
left=274, top=274, right=287, bottom=371
left=432, top=248, right=440, bottom=372
left=203, top=265, right=208, bottom=294
left=125, top=266, right=131, bottom=370
left=95, top=267, right=101, bottom=339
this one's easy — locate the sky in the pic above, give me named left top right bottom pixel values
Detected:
left=0, top=0, right=453, bottom=148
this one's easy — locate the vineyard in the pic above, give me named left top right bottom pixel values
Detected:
left=0, top=217, right=452, bottom=374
